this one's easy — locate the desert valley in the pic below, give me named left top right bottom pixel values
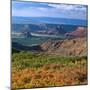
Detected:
left=12, top=1, right=88, bottom=89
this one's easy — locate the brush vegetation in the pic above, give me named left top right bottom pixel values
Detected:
left=12, top=51, right=87, bottom=89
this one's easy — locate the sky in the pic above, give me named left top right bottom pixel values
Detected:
left=12, top=1, right=87, bottom=20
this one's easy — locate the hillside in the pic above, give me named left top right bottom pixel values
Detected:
left=40, top=38, right=87, bottom=56
left=12, top=51, right=87, bottom=89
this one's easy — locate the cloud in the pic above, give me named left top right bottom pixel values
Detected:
left=48, top=3, right=87, bottom=11
left=12, top=1, right=87, bottom=20
left=12, top=6, right=50, bottom=17
left=12, top=1, right=53, bottom=9
left=38, top=7, right=48, bottom=11
left=48, top=4, right=73, bottom=10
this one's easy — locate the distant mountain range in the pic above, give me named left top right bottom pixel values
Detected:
left=12, top=17, right=87, bottom=26
left=12, top=26, right=87, bottom=39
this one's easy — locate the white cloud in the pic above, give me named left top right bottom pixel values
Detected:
left=48, top=4, right=61, bottom=8
left=38, top=7, right=47, bottom=11
left=48, top=3, right=87, bottom=11
left=48, top=4, right=74, bottom=9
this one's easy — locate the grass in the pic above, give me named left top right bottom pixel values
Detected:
left=12, top=51, right=87, bottom=89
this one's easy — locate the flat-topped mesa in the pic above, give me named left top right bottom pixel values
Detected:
left=65, top=27, right=87, bottom=38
